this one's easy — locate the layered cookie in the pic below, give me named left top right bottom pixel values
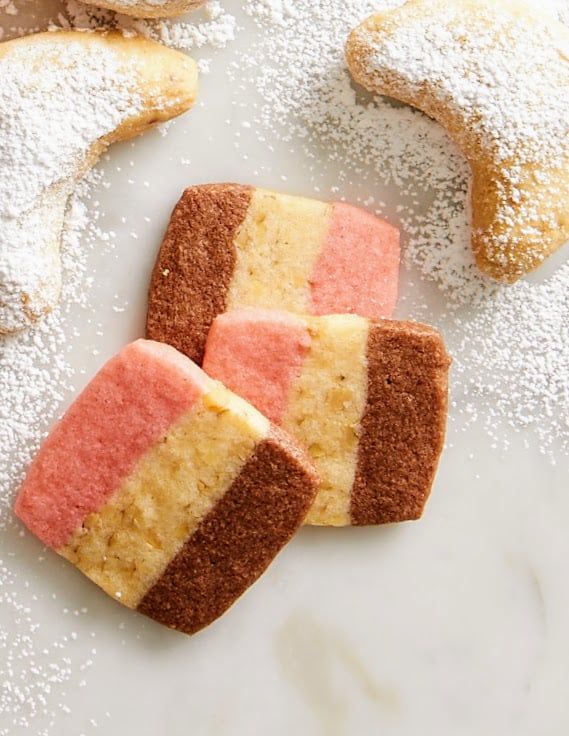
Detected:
left=146, top=184, right=400, bottom=363
left=15, top=340, right=317, bottom=635
left=203, top=310, right=450, bottom=526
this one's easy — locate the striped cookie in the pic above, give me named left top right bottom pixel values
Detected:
left=203, top=310, right=450, bottom=526
left=15, top=340, right=317, bottom=635
left=146, top=184, right=400, bottom=363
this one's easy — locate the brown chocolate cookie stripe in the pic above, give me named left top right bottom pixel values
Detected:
left=351, top=321, right=450, bottom=526
left=137, top=427, right=318, bottom=635
left=146, top=184, right=253, bottom=364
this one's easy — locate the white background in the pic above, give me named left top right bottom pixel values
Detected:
left=1, top=1, right=568, bottom=734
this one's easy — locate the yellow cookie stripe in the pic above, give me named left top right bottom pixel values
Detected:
left=282, top=314, right=369, bottom=526
left=59, top=385, right=269, bottom=608
left=228, top=188, right=331, bottom=313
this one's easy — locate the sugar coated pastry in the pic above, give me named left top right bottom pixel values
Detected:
left=346, top=0, right=569, bottom=282
left=203, top=310, right=450, bottom=526
left=15, top=340, right=317, bottom=635
left=146, top=183, right=400, bottom=363
left=0, top=31, right=198, bottom=334
left=78, top=0, right=205, bottom=19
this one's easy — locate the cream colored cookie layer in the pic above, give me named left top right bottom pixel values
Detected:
left=60, top=385, right=268, bottom=608
left=227, top=189, right=331, bottom=313
left=282, top=315, right=369, bottom=526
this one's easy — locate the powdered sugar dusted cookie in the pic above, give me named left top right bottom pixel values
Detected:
left=146, top=183, right=400, bottom=363
left=346, top=0, right=569, bottom=282
left=0, top=31, right=198, bottom=334
left=15, top=340, right=317, bottom=635
left=203, top=310, right=450, bottom=526
left=78, top=0, right=204, bottom=19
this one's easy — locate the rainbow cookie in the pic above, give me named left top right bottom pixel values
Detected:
left=203, top=310, right=450, bottom=526
left=15, top=340, right=317, bottom=635
left=146, top=184, right=400, bottom=363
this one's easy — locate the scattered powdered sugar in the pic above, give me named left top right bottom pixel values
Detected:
left=62, top=0, right=237, bottom=55
left=0, top=2, right=238, bottom=729
left=0, top=557, right=96, bottom=734
left=0, top=189, right=95, bottom=491
left=0, top=37, right=141, bottom=332
left=238, top=0, right=483, bottom=291
left=0, top=42, right=138, bottom=217
left=354, top=2, right=569, bottom=162
left=0, top=0, right=568, bottom=730
left=348, top=0, right=569, bottom=279
left=0, top=175, right=113, bottom=733
left=446, top=266, right=569, bottom=456
left=235, top=0, right=569, bottom=456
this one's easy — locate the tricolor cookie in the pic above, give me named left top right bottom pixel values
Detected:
left=346, top=0, right=569, bottom=282
left=15, top=340, right=317, bottom=635
left=203, top=310, right=450, bottom=526
left=146, top=184, right=400, bottom=363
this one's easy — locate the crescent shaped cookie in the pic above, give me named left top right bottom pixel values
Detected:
left=78, top=0, right=204, bottom=19
left=0, top=31, right=198, bottom=334
left=146, top=183, right=400, bottom=364
left=346, top=0, right=569, bottom=282
left=203, top=310, right=450, bottom=526
left=15, top=340, right=318, bottom=635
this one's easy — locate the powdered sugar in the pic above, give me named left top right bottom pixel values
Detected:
left=0, top=175, right=112, bottom=734
left=0, top=0, right=568, bottom=731
left=347, top=0, right=569, bottom=280
left=236, top=0, right=481, bottom=293
left=0, top=5, right=234, bottom=729
left=0, top=37, right=141, bottom=332
left=0, top=189, right=95, bottom=493
left=234, top=0, right=569, bottom=456
left=63, top=0, right=237, bottom=53
left=356, top=2, right=569, bottom=162
left=446, top=266, right=569, bottom=457
left=0, top=42, right=138, bottom=217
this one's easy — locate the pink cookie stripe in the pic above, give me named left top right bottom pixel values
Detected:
left=309, top=202, right=400, bottom=319
left=15, top=340, right=207, bottom=549
left=203, top=309, right=310, bottom=424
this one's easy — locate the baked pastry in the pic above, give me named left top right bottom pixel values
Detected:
left=346, top=0, right=569, bottom=282
left=146, top=183, right=400, bottom=363
left=203, top=309, right=450, bottom=526
left=15, top=339, right=317, bottom=635
left=0, top=31, right=198, bottom=334
left=79, top=0, right=204, bottom=19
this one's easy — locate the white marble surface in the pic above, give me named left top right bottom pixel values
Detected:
left=1, top=2, right=568, bottom=735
